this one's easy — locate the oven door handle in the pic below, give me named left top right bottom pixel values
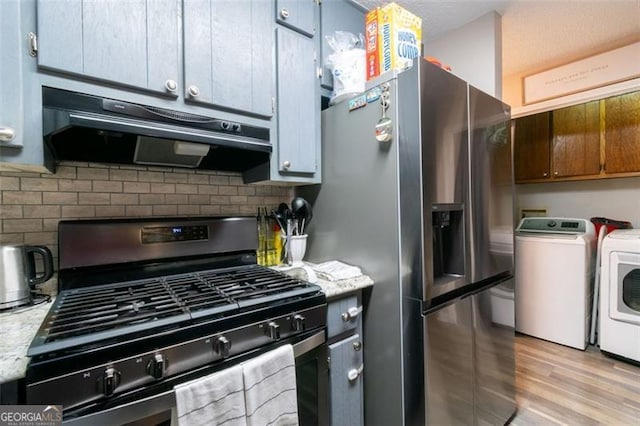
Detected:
left=63, top=330, right=326, bottom=425
left=293, top=329, right=326, bottom=357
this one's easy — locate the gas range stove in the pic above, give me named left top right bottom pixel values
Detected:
left=25, top=217, right=326, bottom=419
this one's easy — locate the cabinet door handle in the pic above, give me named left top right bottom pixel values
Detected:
left=280, top=8, right=289, bottom=19
left=554, top=171, right=559, bottom=176
left=0, top=127, right=16, bottom=143
left=165, top=79, right=178, bottom=93
left=543, top=172, right=548, bottom=177
left=188, top=85, right=200, bottom=97
left=341, top=306, right=363, bottom=322
left=353, top=341, right=362, bottom=351
left=28, top=32, right=38, bottom=57
left=282, top=160, right=291, bottom=170
left=347, top=364, right=364, bottom=382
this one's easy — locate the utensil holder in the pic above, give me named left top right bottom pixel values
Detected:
left=287, top=235, right=307, bottom=266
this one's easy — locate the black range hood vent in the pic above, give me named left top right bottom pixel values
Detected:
left=42, top=87, right=271, bottom=173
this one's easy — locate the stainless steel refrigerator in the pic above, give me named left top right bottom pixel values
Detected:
left=302, top=59, right=517, bottom=425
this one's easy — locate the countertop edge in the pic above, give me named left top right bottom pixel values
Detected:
left=0, top=300, right=52, bottom=384
left=316, top=275, right=374, bottom=301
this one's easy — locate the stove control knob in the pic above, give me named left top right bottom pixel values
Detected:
left=292, top=314, right=306, bottom=331
left=266, top=321, right=281, bottom=341
left=147, top=354, right=166, bottom=379
left=102, top=367, right=121, bottom=397
left=215, top=336, right=231, bottom=358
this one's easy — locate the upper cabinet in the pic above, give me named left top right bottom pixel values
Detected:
left=276, top=0, right=316, bottom=37
left=319, top=0, right=366, bottom=95
left=245, top=0, right=321, bottom=184
left=183, top=0, right=274, bottom=118
left=37, top=0, right=181, bottom=97
left=551, top=101, right=601, bottom=178
left=0, top=0, right=51, bottom=172
left=603, top=91, right=640, bottom=174
left=513, top=90, right=640, bottom=183
left=513, top=112, right=550, bottom=181
left=37, top=0, right=274, bottom=119
left=275, top=28, right=319, bottom=175
left=0, top=1, right=26, bottom=151
left=4, top=0, right=325, bottom=183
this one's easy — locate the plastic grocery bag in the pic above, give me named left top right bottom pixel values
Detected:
left=324, top=31, right=365, bottom=105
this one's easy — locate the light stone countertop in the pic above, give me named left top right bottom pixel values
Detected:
left=0, top=300, right=52, bottom=384
left=272, top=262, right=374, bottom=301
left=314, top=274, right=374, bottom=300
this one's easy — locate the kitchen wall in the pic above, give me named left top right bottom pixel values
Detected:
left=516, top=176, right=640, bottom=228
left=0, top=162, right=293, bottom=292
left=425, top=11, right=502, bottom=98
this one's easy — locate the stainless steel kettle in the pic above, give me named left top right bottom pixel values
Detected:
left=0, top=245, right=54, bottom=309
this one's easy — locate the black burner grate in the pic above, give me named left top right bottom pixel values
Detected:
left=45, top=279, right=186, bottom=343
left=28, top=265, right=320, bottom=357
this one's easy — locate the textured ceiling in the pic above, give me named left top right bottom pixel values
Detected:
left=354, top=0, right=640, bottom=78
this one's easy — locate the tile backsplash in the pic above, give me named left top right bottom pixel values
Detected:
left=0, top=162, right=293, bottom=292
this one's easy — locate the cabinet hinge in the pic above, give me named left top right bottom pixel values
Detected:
left=28, top=32, right=38, bottom=57
left=272, top=97, right=276, bottom=114
left=314, top=0, right=322, bottom=5
left=317, top=67, right=322, bottom=79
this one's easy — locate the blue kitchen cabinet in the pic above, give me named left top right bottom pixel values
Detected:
left=320, top=0, right=366, bottom=96
left=327, top=293, right=364, bottom=426
left=271, top=0, right=321, bottom=182
left=4, top=0, right=324, bottom=184
left=36, top=0, right=274, bottom=119
left=0, top=0, right=51, bottom=172
left=0, top=1, right=26, bottom=152
left=244, top=0, right=321, bottom=184
left=276, top=0, right=317, bottom=38
left=183, top=0, right=274, bottom=118
left=36, top=0, right=181, bottom=97
left=275, top=27, right=320, bottom=176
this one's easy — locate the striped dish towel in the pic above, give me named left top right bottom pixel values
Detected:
left=242, top=344, right=299, bottom=426
left=174, top=364, right=247, bottom=426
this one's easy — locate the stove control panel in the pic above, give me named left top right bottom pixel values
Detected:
left=26, top=305, right=326, bottom=411
left=141, top=225, right=208, bottom=244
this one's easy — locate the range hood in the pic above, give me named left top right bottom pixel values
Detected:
left=43, top=87, right=271, bottom=173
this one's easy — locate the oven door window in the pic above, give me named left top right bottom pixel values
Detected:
left=296, top=342, right=328, bottom=426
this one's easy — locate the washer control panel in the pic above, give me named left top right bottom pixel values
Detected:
left=516, top=217, right=591, bottom=235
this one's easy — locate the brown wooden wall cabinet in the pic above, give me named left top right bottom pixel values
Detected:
left=604, top=91, right=640, bottom=174
left=514, top=112, right=550, bottom=181
left=513, top=90, right=640, bottom=183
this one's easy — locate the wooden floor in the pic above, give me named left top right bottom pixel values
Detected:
left=511, top=333, right=640, bottom=425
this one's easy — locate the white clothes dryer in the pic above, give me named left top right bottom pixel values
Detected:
left=515, top=217, right=596, bottom=350
left=599, top=229, right=640, bottom=362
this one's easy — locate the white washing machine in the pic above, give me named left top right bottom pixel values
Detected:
left=515, top=217, right=596, bottom=350
left=599, top=229, right=640, bottom=362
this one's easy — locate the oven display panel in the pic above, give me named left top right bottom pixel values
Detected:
left=141, top=225, right=208, bottom=243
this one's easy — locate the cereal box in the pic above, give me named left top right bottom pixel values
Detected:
left=365, top=2, right=422, bottom=81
